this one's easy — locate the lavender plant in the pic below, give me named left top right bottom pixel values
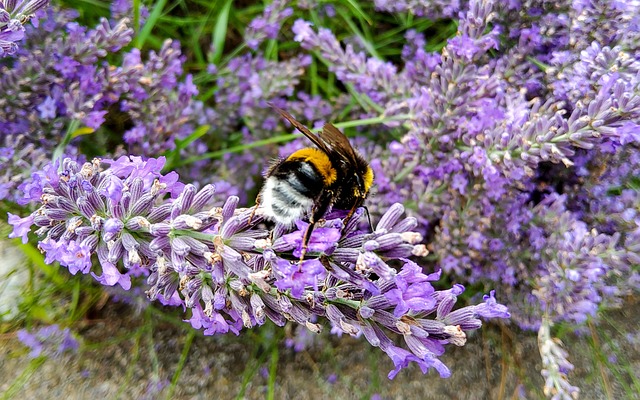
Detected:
left=4, top=0, right=639, bottom=394
left=1, top=8, right=132, bottom=203
left=9, top=156, right=509, bottom=377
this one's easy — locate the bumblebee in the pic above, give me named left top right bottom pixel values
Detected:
left=256, top=104, right=374, bottom=260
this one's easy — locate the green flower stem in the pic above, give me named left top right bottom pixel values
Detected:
left=171, top=230, right=215, bottom=242
left=52, top=119, right=81, bottom=163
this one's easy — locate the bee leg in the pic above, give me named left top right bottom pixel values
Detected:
left=298, top=220, right=317, bottom=265
left=363, top=206, right=373, bottom=232
left=340, top=199, right=363, bottom=235
left=248, top=194, right=261, bottom=225
left=299, top=191, right=333, bottom=264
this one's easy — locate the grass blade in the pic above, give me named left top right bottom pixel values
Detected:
left=212, top=0, right=233, bottom=65
left=136, top=0, right=169, bottom=48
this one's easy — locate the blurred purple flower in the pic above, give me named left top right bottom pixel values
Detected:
left=273, top=258, right=327, bottom=298
left=17, top=324, right=79, bottom=359
left=244, top=0, right=293, bottom=50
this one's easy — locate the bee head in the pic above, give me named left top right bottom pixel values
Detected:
left=354, top=165, right=374, bottom=198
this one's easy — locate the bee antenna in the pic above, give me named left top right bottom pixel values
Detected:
left=363, top=206, right=373, bottom=232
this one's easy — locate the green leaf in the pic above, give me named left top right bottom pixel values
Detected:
left=182, top=125, right=210, bottom=148
left=606, top=186, right=623, bottom=196
left=132, top=0, right=141, bottom=31
left=70, top=126, right=95, bottom=138
left=342, top=0, right=373, bottom=25
left=52, top=119, right=80, bottom=163
left=527, top=56, right=550, bottom=72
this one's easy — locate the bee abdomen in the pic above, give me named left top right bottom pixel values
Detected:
left=260, top=161, right=325, bottom=226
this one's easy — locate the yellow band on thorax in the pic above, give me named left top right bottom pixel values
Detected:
left=363, top=166, right=374, bottom=193
left=287, top=148, right=337, bottom=185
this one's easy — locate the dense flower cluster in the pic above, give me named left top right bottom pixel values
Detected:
left=285, top=1, right=640, bottom=390
left=502, top=194, right=631, bottom=330
left=374, top=0, right=467, bottom=19
left=0, top=7, right=215, bottom=203
left=291, top=0, right=640, bottom=329
left=9, top=156, right=509, bottom=377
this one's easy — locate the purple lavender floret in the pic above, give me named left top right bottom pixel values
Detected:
left=10, top=158, right=509, bottom=378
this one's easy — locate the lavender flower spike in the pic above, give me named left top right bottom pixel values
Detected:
left=12, top=157, right=510, bottom=379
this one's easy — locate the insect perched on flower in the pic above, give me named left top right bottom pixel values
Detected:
left=254, top=104, right=374, bottom=260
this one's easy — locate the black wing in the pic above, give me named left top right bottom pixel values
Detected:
left=319, top=123, right=360, bottom=166
left=268, top=103, right=331, bottom=154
